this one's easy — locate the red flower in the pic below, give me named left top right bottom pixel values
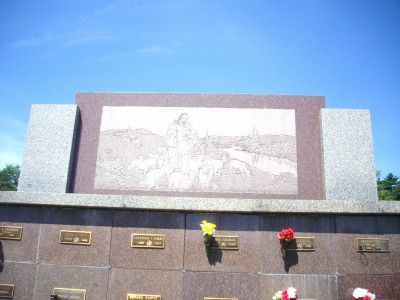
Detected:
left=281, top=289, right=289, bottom=300
left=362, top=296, right=372, bottom=300
left=278, top=228, right=295, bottom=241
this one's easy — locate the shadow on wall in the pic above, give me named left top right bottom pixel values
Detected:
left=206, top=245, right=223, bottom=265
left=282, top=242, right=299, bottom=272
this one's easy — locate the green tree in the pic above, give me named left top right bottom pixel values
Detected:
left=0, top=164, right=20, bottom=191
left=378, top=172, right=400, bottom=201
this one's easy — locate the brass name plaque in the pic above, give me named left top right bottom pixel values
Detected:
left=357, top=238, right=390, bottom=252
left=286, top=237, right=315, bottom=251
left=0, top=284, right=15, bottom=299
left=53, top=288, right=86, bottom=300
left=210, top=235, right=239, bottom=250
left=0, top=226, right=22, bottom=240
left=127, top=294, right=161, bottom=300
left=59, top=230, right=92, bottom=246
left=131, top=234, right=165, bottom=249
left=204, top=298, right=238, bottom=300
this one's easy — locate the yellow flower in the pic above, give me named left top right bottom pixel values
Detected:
left=200, top=220, right=216, bottom=235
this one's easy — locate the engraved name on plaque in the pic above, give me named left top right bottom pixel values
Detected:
left=0, top=226, right=23, bottom=240
left=210, top=235, right=239, bottom=250
left=131, top=234, right=165, bottom=249
left=357, top=238, right=390, bottom=252
left=53, top=288, right=86, bottom=300
left=0, top=284, right=15, bottom=299
left=286, top=237, right=315, bottom=252
left=127, top=293, right=161, bottom=300
left=59, top=230, right=92, bottom=246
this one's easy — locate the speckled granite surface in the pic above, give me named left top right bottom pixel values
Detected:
left=33, top=264, right=109, bottom=300
left=18, top=104, right=78, bottom=193
left=110, top=210, right=185, bottom=270
left=0, top=262, right=36, bottom=300
left=107, top=269, right=183, bottom=300
left=321, top=109, right=378, bottom=201
left=338, top=274, right=400, bottom=299
left=1, top=191, right=400, bottom=214
left=260, top=274, right=338, bottom=300
left=38, top=207, right=113, bottom=267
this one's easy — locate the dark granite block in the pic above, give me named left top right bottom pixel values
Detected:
left=107, top=268, right=183, bottom=300
left=0, top=205, right=41, bottom=262
left=338, top=274, right=400, bottom=299
left=183, top=271, right=259, bottom=299
left=184, top=213, right=261, bottom=272
left=260, top=215, right=336, bottom=274
left=110, top=211, right=185, bottom=270
left=260, top=274, right=337, bottom=300
left=335, top=216, right=400, bottom=274
left=0, top=262, right=36, bottom=300
left=33, top=264, right=109, bottom=300
left=38, top=207, right=112, bottom=267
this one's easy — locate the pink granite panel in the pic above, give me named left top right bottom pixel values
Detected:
left=110, top=210, right=184, bottom=270
left=260, top=274, right=338, bottom=300
left=0, top=205, right=41, bottom=263
left=184, top=213, right=261, bottom=272
left=338, top=274, right=400, bottom=299
left=335, top=215, right=400, bottom=274
left=38, top=207, right=112, bottom=267
left=33, top=264, right=109, bottom=300
left=0, top=262, right=36, bottom=300
left=260, top=214, right=336, bottom=274
left=183, top=271, right=259, bottom=299
left=73, top=93, right=324, bottom=199
left=107, top=268, right=183, bottom=300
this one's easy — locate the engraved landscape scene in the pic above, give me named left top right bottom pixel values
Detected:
left=94, top=106, right=298, bottom=194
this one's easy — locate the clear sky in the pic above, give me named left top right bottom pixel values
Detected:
left=0, top=0, right=399, bottom=178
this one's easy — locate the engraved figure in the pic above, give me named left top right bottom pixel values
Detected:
left=166, top=113, right=198, bottom=174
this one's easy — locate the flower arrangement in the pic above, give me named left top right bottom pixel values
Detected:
left=278, top=227, right=295, bottom=257
left=353, top=288, right=376, bottom=300
left=200, top=220, right=216, bottom=247
left=278, top=228, right=295, bottom=242
left=272, top=287, right=298, bottom=300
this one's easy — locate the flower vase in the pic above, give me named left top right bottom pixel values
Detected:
left=204, top=233, right=213, bottom=248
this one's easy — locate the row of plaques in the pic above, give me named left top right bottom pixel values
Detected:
left=0, top=225, right=391, bottom=252
left=128, top=297, right=239, bottom=300
left=0, top=285, right=238, bottom=300
left=0, top=285, right=317, bottom=300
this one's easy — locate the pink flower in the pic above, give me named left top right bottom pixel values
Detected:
left=281, top=289, right=289, bottom=300
left=278, top=228, right=295, bottom=241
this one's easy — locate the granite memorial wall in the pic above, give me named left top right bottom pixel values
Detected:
left=0, top=93, right=399, bottom=300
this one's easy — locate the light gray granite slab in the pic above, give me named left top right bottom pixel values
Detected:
left=321, top=109, right=378, bottom=201
left=18, top=105, right=78, bottom=193
left=1, top=191, right=399, bottom=214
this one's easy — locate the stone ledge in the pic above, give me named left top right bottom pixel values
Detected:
left=1, top=191, right=399, bottom=215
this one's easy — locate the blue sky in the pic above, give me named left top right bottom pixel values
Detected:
left=0, top=0, right=399, bottom=178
